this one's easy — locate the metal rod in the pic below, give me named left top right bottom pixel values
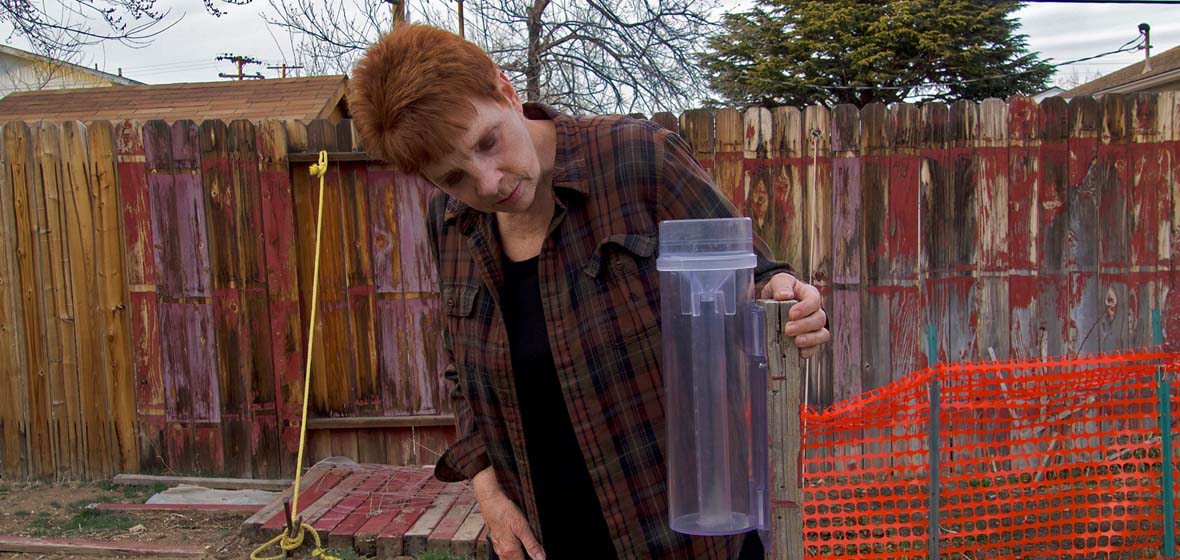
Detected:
left=1155, top=309, right=1175, bottom=556
left=926, top=323, right=941, bottom=558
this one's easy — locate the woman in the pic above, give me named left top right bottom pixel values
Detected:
left=348, top=23, right=831, bottom=560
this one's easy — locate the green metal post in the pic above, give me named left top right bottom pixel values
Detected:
left=927, top=323, right=940, bottom=558
left=1155, top=309, right=1175, bottom=556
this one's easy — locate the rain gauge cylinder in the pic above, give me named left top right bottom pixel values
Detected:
left=657, top=217, right=768, bottom=538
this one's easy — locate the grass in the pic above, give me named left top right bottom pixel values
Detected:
left=321, top=549, right=371, bottom=560
left=414, top=553, right=465, bottom=560
left=27, top=508, right=140, bottom=537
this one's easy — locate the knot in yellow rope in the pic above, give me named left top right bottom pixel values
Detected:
left=309, top=150, right=329, bottom=178
left=249, top=522, right=340, bottom=560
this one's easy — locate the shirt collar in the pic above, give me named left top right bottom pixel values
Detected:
left=444, top=102, right=588, bottom=225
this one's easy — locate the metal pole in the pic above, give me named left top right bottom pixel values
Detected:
left=926, top=323, right=940, bottom=558
left=1155, top=309, right=1175, bottom=556
left=457, top=0, right=465, bottom=38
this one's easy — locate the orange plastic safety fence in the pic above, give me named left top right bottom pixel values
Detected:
left=800, top=350, right=1180, bottom=559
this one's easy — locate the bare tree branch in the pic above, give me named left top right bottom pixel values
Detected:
left=1, top=0, right=251, bottom=55
left=265, top=0, right=720, bottom=114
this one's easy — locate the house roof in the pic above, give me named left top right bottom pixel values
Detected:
left=0, top=44, right=143, bottom=87
left=0, top=75, right=349, bottom=123
left=1064, top=44, right=1180, bottom=97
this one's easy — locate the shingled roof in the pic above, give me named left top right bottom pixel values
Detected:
left=0, top=75, right=349, bottom=123
left=1064, top=44, right=1180, bottom=97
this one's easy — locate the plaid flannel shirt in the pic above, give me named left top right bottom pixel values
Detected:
left=430, top=103, right=790, bottom=559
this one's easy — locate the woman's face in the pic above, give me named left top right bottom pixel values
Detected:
left=420, top=92, right=547, bottom=216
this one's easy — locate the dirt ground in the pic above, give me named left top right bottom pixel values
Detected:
left=0, top=480, right=325, bottom=559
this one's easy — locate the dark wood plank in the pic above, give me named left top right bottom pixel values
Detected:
left=304, top=119, right=357, bottom=416
left=680, top=109, right=715, bottom=179
left=769, top=106, right=805, bottom=268
left=230, top=119, right=282, bottom=479
left=118, top=119, right=167, bottom=472
left=0, top=123, right=30, bottom=478
left=199, top=119, right=252, bottom=479
left=88, top=120, right=138, bottom=473
left=338, top=123, right=379, bottom=416
left=1127, top=93, right=1163, bottom=347
left=1097, top=94, right=1132, bottom=352
left=744, top=108, right=775, bottom=251
left=887, top=102, right=925, bottom=377
left=860, top=103, right=891, bottom=394
left=1164, top=92, right=1180, bottom=349
left=715, top=108, right=744, bottom=212
left=1066, top=96, right=1102, bottom=355
left=921, top=102, right=952, bottom=365
left=977, top=98, right=1010, bottom=362
left=1035, top=97, right=1071, bottom=358
left=831, top=103, right=863, bottom=405
left=258, top=120, right=303, bottom=477
left=803, top=104, right=833, bottom=408
left=356, top=429, right=387, bottom=464
left=1008, top=96, right=1041, bottom=360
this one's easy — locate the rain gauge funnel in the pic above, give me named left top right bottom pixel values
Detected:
left=657, top=218, right=769, bottom=538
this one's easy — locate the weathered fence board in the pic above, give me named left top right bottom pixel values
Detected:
left=888, top=102, right=925, bottom=378
left=35, top=121, right=83, bottom=479
left=803, top=105, right=833, bottom=409
left=88, top=120, right=138, bottom=474
left=0, top=123, right=29, bottom=479
left=258, top=120, right=302, bottom=476
left=62, top=121, right=115, bottom=478
left=8, top=121, right=54, bottom=478
left=1068, top=97, right=1103, bottom=354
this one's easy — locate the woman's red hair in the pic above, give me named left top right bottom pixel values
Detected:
left=349, top=23, right=506, bottom=172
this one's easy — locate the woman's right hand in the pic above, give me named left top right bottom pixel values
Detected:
left=472, top=466, right=546, bottom=560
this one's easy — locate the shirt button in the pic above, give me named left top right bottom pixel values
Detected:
left=614, top=259, right=624, bottom=272
left=446, top=297, right=455, bottom=308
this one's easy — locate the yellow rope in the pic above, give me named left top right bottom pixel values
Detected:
left=251, top=151, right=339, bottom=560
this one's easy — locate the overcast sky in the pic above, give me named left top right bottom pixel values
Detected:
left=12, top=1, right=1180, bottom=90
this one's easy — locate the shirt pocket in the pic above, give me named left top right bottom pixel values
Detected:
left=442, top=281, right=486, bottom=368
left=582, top=233, right=661, bottom=347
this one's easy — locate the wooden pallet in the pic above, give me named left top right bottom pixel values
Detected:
left=242, top=463, right=488, bottom=559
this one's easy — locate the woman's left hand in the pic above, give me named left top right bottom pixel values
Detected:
left=761, top=273, right=831, bottom=359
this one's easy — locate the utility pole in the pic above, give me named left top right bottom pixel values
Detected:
left=1139, top=23, right=1152, bottom=73
left=384, top=0, right=405, bottom=27
left=267, top=64, right=304, bottom=78
left=457, top=0, right=465, bottom=38
left=217, top=54, right=265, bottom=80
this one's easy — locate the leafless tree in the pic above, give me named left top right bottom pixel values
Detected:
left=1, top=0, right=252, bottom=55
left=265, top=0, right=720, bottom=114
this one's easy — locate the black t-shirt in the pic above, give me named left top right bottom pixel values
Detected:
left=499, top=255, right=617, bottom=557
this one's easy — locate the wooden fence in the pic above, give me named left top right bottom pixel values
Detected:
left=0, top=92, right=1177, bottom=480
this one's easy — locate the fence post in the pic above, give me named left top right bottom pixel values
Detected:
left=1155, top=309, right=1175, bottom=556
left=764, top=300, right=803, bottom=559
left=926, top=323, right=941, bottom=558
